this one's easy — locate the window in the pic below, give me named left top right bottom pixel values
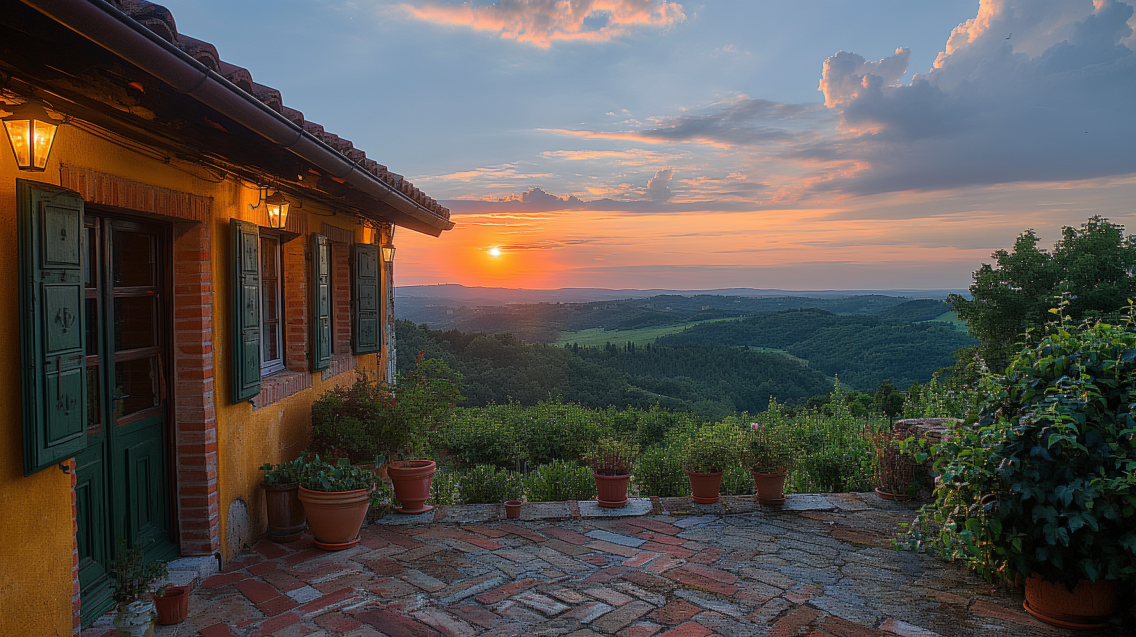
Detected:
left=259, top=234, right=284, bottom=375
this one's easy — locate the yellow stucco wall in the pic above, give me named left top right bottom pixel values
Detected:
left=0, top=119, right=385, bottom=633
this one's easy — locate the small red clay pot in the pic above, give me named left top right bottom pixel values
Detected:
left=504, top=500, right=522, bottom=519
left=594, top=473, right=631, bottom=507
left=154, top=585, right=189, bottom=625
left=388, top=460, right=437, bottom=514
left=685, top=471, right=723, bottom=504
left=1023, top=572, right=1119, bottom=629
left=752, top=471, right=787, bottom=505
left=297, top=486, right=371, bottom=550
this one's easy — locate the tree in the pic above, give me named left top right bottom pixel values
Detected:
left=951, top=216, right=1136, bottom=370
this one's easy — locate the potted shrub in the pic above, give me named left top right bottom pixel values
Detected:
left=915, top=316, right=1136, bottom=629
left=384, top=356, right=462, bottom=514
left=107, top=539, right=167, bottom=637
left=744, top=422, right=797, bottom=505
left=297, top=456, right=375, bottom=550
left=583, top=438, right=638, bottom=507
left=152, top=583, right=189, bottom=626
left=259, top=456, right=307, bottom=543
left=680, top=423, right=743, bottom=504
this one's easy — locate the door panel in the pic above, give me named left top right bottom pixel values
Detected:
left=75, top=441, right=113, bottom=620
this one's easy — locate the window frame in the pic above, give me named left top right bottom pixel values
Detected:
left=258, top=232, right=285, bottom=376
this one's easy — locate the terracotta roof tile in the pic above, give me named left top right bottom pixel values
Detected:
left=118, top=0, right=449, bottom=221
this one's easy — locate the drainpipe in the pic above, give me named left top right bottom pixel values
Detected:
left=19, top=0, right=453, bottom=236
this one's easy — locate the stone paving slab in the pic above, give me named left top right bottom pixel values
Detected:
left=80, top=494, right=1133, bottom=637
left=578, top=498, right=653, bottom=518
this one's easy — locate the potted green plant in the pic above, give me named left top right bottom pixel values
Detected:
left=259, top=455, right=308, bottom=543
left=680, top=423, right=743, bottom=504
left=107, top=539, right=167, bottom=637
left=919, top=315, right=1136, bottom=629
left=297, top=456, right=376, bottom=550
left=383, top=357, right=462, bottom=514
left=583, top=438, right=638, bottom=507
left=744, top=422, right=798, bottom=505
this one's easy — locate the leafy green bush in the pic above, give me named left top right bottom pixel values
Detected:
left=309, top=373, right=389, bottom=463
left=744, top=421, right=799, bottom=474
left=429, top=469, right=460, bottom=506
left=679, top=422, right=744, bottom=474
left=457, top=465, right=524, bottom=504
left=583, top=437, right=638, bottom=476
left=903, top=315, right=1136, bottom=587
left=432, top=412, right=518, bottom=468
left=524, top=460, right=596, bottom=502
left=633, top=445, right=690, bottom=497
left=720, top=465, right=755, bottom=495
left=299, top=456, right=376, bottom=492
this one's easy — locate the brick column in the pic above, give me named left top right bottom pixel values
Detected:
left=283, top=233, right=309, bottom=372
left=172, top=221, right=220, bottom=555
left=332, top=242, right=352, bottom=355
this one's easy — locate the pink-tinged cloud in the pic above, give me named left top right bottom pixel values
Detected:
left=399, top=0, right=686, bottom=48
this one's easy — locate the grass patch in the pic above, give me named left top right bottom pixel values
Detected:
left=555, top=318, right=736, bottom=347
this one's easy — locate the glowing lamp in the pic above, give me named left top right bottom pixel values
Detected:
left=381, top=241, right=395, bottom=264
left=3, top=100, right=60, bottom=172
left=264, top=190, right=290, bottom=229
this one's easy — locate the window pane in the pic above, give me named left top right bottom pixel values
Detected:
left=260, top=237, right=278, bottom=279
left=114, top=357, right=159, bottom=420
left=86, top=365, right=101, bottom=433
left=114, top=296, right=156, bottom=351
left=113, top=231, right=154, bottom=287
left=85, top=298, right=99, bottom=356
left=263, top=323, right=279, bottom=362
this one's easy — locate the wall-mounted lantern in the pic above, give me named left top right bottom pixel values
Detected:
left=379, top=222, right=395, bottom=263
left=264, top=190, right=290, bottom=229
left=381, top=241, right=396, bottom=264
left=2, top=100, right=60, bottom=172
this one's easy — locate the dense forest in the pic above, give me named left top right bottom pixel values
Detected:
left=654, top=308, right=975, bottom=389
left=395, top=320, right=833, bottom=420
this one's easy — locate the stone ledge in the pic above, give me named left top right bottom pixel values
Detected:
left=251, top=370, right=312, bottom=409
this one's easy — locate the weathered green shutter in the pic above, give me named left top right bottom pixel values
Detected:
left=311, top=234, right=331, bottom=371
left=230, top=219, right=261, bottom=402
left=352, top=243, right=381, bottom=355
left=18, top=180, right=88, bottom=475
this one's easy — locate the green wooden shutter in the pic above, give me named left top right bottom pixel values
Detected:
left=352, top=243, right=381, bottom=355
left=230, top=219, right=261, bottom=403
left=18, top=180, right=88, bottom=475
left=311, top=234, right=331, bottom=371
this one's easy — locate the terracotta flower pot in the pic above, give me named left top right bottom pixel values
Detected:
left=153, top=586, right=189, bottom=625
left=388, top=460, right=437, bottom=514
left=685, top=471, right=723, bottom=504
left=297, top=486, right=371, bottom=550
left=262, top=482, right=306, bottom=543
left=1023, top=572, right=1119, bottom=629
left=874, top=487, right=913, bottom=502
left=752, top=471, right=787, bottom=505
left=504, top=500, right=522, bottom=519
left=593, top=473, right=631, bottom=508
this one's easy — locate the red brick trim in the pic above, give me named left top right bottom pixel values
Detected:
left=332, top=242, right=351, bottom=355
left=59, top=165, right=212, bottom=222
left=172, top=221, right=221, bottom=556
left=320, top=354, right=356, bottom=382
left=250, top=370, right=313, bottom=409
left=320, top=222, right=355, bottom=245
left=283, top=233, right=309, bottom=373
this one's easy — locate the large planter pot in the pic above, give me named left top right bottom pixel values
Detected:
left=297, top=486, right=371, bottom=550
left=685, top=471, right=723, bottom=504
left=594, top=473, right=631, bottom=508
left=113, top=600, right=155, bottom=637
left=1023, top=572, right=1119, bottom=629
left=752, top=471, right=787, bottom=505
left=153, top=586, right=189, bottom=625
left=388, top=460, right=437, bottom=514
left=262, top=482, right=306, bottom=543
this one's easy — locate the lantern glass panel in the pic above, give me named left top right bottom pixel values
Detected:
left=4, top=119, right=30, bottom=167
left=32, top=119, right=57, bottom=170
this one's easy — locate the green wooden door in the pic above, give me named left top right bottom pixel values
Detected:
left=74, top=216, right=175, bottom=624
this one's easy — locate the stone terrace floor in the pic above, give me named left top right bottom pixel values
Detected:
left=83, top=493, right=1132, bottom=637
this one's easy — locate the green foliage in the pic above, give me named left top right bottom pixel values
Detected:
left=902, top=373, right=980, bottom=420
left=457, top=465, right=524, bottom=504
left=951, top=216, right=1136, bottom=371
left=584, top=437, right=638, bottom=476
left=107, top=539, right=167, bottom=605
left=429, top=469, right=460, bottom=506
left=720, top=465, right=756, bottom=496
left=743, top=420, right=800, bottom=474
left=679, top=422, right=744, bottom=474
left=259, top=455, right=307, bottom=485
left=633, top=445, right=690, bottom=497
left=902, top=314, right=1136, bottom=587
left=524, top=460, right=596, bottom=502
left=298, top=456, right=376, bottom=493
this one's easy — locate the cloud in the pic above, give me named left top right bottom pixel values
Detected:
left=809, top=0, right=1136, bottom=195
left=646, top=167, right=674, bottom=201
left=398, top=0, right=686, bottom=48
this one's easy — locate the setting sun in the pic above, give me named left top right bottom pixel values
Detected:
left=488, top=247, right=501, bottom=257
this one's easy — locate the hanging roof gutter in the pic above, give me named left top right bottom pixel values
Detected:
left=18, top=0, right=454, bottom=236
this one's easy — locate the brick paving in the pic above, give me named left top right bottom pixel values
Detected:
left=82, top=493, right=1131, bottom=636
